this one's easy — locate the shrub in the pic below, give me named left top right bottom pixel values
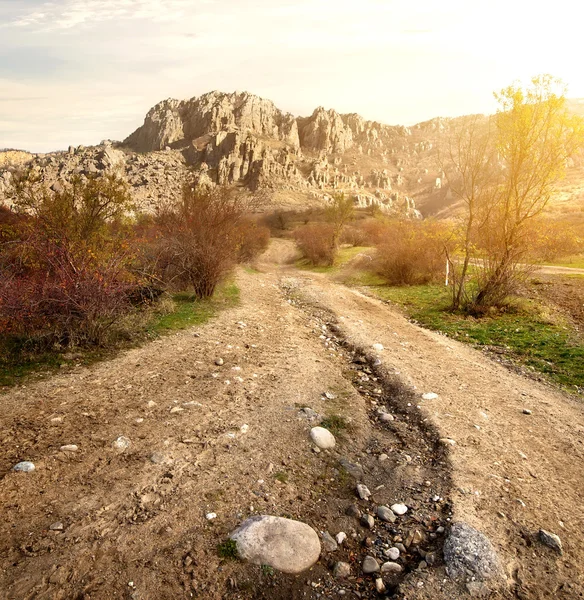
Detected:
left=375, top=220, right=451, bottom=285
left=0, top=175, right=139, bottom=348
left=293, top=222, right=337, bottom=266
left=236, top=219, right=271, bottom=262
left=340, top=225, right=368, bottom=247
left=150, top=186, right=252, bottom=298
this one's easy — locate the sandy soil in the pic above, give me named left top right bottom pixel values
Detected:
left=0, top=239, right=582, bottom=600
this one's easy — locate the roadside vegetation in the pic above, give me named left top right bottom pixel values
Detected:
left=0, top=175, right=268, bottom=387
left=272, top=75, right=584, bottom=393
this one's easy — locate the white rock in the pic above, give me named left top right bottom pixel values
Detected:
left=356, top=484, right=371, bottom=500
left=372, top=343, right=384, bottom=351
left=60, top=445, right=78, bottom=452
left=375, top=578, right=386, bottom=593
left=240, top=424, right=249, bottom=434
left=390, top=503, right=408, bottom=515
left=380, top=413, right=394, bottom=422
left=422, top=392, right=439, bottom=400
left=385, top=547, right=400, bottom=560
left=50, top=522, right=64, bottom=531
left=112, top=436, right=131, bottom=451
left=439, top=438, right=456, bottom=446
left=206, top=512, right=217, bottom=520
left=215, top=358, right=224, bottom=366
left=230, top=515, right=321, bottom=574
left=336, top=532, right=347, bottom=545
left=147, top=400, right=157, bottom=408
left=170, top=406, right=184, bottom=413
left=12, top=461, right=35, bottom=472
left=381, top=561, right=403, bottom=573
left=310, top=427, right=336, bottom=449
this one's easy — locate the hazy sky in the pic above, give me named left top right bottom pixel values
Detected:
left=1, top=0, right=583, bottom=152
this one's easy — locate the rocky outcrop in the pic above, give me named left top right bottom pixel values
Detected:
left=2, top=90, right=461, bottom=216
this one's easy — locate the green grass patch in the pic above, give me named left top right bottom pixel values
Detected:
left=0, top=281, right=240, bottom=389
left=369, top=283, right=584, bottom=393
left=320, top=414, right=350, bottom=434
left=273, top=471, right=289, bottom=483
left=147, top=282, right=239, bottom=335
left=217, top=539, right=239, bottom=560
left=540, top=255, right=584, bottom=269
left=296, top=246, right=372, bottom=274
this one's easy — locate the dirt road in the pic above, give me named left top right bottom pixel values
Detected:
left=1, top=240, right=582, bottom=600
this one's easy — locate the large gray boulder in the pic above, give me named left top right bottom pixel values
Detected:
left=230, top=515, right=321, bottom=574
left=444, top=522, right=505, bottom=582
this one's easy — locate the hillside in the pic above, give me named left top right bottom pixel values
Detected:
left=1, top=93, right=583, bottom=218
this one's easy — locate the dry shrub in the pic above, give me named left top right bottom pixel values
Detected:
left=0, top=175, right=137, bottom=348
left=340, top=225, right=368, bottom=247
left=237, top=219, right=271, bottom=262
left=150, top=186, right=257, bottom=298
left=294, top=222, right=337, bottom=266
left=375, top=220, right=451, bottom=285
left=357, top=218, right=391, bottom=245
left=525, top=217, right=582, bottom=261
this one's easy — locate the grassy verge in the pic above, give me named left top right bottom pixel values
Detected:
left=538, top=256, right=584, bottom=269
left=0, top=281, right=240, bottom=389
left=296, top=246, right=373, bottom=274
left=368, top=283, right=584, bottom=394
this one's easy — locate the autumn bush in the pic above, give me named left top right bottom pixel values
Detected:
left=294, top=222, right=337, bottom=266
left=0, top=174, right=138, bottom=348
left=145, top=185, right=267, bottom=299
left=374, top=219, right=452, bottom=285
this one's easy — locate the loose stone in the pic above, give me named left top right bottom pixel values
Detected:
left=362, top=556, right=380, bottom=574
left=215, top=358, right=224, bottom=366
left=356, top=484, right=372, bottom=500
left=321, top=531, right=338, bottom=552
left=310, top=426, right=336, bottom=449
left=384, top=547, right=400, bottom=560
left=375, top=578, right=386, bottom=593
left=390, top=503, right=408, bottom=516
left=334, top=561, right=351, bottom=578
left=539, top=529, right=562, bottom=553
left=361, top=514, right=375, bottom=529
left=112, top=436, right=131, bottom=451
left=377, top=506, right=396, bottom=523
left=60, top=445, right=78, bottom=452
left=336, top=532, right=347, bottom=545
left=12, top=461, right=35, bottom=472
left=230, top=516, right=321, bottom=574
left=381, top=561, right=403, bottom=574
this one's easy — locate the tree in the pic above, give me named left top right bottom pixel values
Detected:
left=325, top=192, right=355, bottom=248
left=444, top=75, right=584, bottom=312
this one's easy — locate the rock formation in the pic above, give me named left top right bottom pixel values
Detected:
left=1, top=90, right=473, bottom=216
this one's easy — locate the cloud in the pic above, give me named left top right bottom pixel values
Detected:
left=4, top=0, right=195, bottom=31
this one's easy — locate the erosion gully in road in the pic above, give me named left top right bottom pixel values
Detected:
left=1, top=240, right=583, bottom=600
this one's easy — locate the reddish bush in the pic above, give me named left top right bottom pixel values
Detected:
left=294, top=223, right=337, bottom=266
left=236, top=219, right=271, bottom=262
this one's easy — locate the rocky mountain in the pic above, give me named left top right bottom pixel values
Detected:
left=5, top=91, right=581, bottom=217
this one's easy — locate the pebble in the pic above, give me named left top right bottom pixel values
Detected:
left=49, top=522, right=64, bottom=531
left=147, top=400, right=157, bottom=408
left=384, top=547, right=400, bottom=560
left=380, top=413, right=394, bottom=422
left=170, top=406, right=184, bottom=413
left=215, top=358, right=224, bottom=366
left=150, top=452, right=168, bottom=464
left=335, top=532, right=347, bottom=545
left=334, top=561, right=351, bottom=578
left=390, top=503, right=408, bottom=516
left=310, top=426, right=336, bottom=449
left=377, top=506, right=396, bottom=523
left=59, top=445, right=78, bottom=452
left=112, top=436, right=131, bottom=451
left=346, top=504, right=362, bottom=518
left=375, top=578, right=386, bottom=593
left=321, top=531, right=338, bottom=552
left=378, top=453, right=389, bottom=462
left=206, top=512, right=217, bottom=520
left=381, top=561, right=403, bottom=574
left=522, top=409, right=532, bottom=415
left=12, top=461, right=35, bottom=472
left=361, top=514, right=375, bottom=529
left=324, top=391, right=336, bottom=400
left=539, top=529, right=562, bottom=553
left=362, top=556, right=380, bottom=574
left=439, top=438, right=457, bottom=446
left=372, top=343, right=384, bottom=351
left=422, top=392, right=439, bottom=400
left=356, top=484, right=372, bottom=500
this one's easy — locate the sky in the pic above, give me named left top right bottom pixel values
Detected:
left=1, top=0, right=583, bottom=153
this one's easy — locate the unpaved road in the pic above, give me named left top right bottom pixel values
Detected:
left=1, top=239, right=583, bottom=600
